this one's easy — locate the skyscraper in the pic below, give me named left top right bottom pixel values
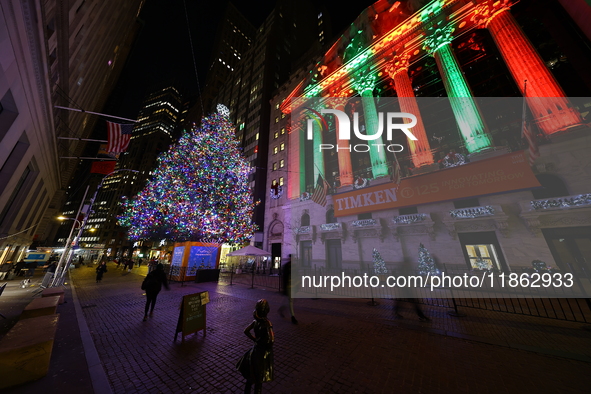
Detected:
left=0, top=0, right=143, bottom=262
left=214, top=0, right=327, bottom=247
left=68, top=86, right=183, bottom=258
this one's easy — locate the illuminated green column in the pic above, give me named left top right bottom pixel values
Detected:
left=352, top=72, right=389, bottom=178
left=312, top=109, right=326, bottom=183
left=424, top=26, right=493, bottom=153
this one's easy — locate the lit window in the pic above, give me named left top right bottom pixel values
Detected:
left=279, top=177, right=284, bottom=186
left=280, top=143, right=285, bottom=151
left=275, top=117, right=279, bottom=123
left=274, top=132, right=279, bottom=139
left=274, top=147, right=278, bottom=154
left=255, top=133, right=259, bottom=140
left=465, top=244, right=501, bottom=271
left=280, top=159, right=285, bottom=168
left=273, top=162, right=277, bottom=171
left=281, top=113, right=285, bottom=119
left=275, top=103, right=280, bottom=109
left=281, top=127, right=285, bottom=134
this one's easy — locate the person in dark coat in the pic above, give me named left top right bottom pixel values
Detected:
left=96, top=261, right=108, bottom=283
left=236, top=299, right=275, bottom=393
left=278, top=256, right=298, bottom=324
left=14, top=260, right=26, bottom=276
left=142, top=263, right=169, bottom=321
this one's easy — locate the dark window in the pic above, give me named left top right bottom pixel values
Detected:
left=531, top=174, right=569, bottom=199
left=453, top=198, right=480, bottom=209
left=301, top=213, right=310, bottom=226
left=325, top=209, right=336, bottom=224
left=358, top=212, right=372, bottom=220
left=399, top=206, right=418, bottom=215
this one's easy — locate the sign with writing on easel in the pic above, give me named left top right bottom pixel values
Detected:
left=175, top=292, right=209, bottom=342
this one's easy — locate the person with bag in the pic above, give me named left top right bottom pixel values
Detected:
left=95, top=261, right=108, bottom=283
left=141, top=263, right=169, bottom=321
left=236, top=299, right=274, bottom=393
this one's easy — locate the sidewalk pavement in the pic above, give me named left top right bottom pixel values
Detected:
left=1, top=262, right=591, bottom=393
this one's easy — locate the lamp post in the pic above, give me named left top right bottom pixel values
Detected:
left=50, top=169, right=138, bottom=287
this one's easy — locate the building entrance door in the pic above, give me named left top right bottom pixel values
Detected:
left=543, top=226, right=591, bottom=277
left=326, top=239, right=342, bottom=270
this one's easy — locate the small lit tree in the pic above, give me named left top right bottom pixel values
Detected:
left=373, top=248, right=388, bottom=274
left=417, top=243, right=440, bottom=275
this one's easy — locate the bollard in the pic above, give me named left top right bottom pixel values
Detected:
left=229, top=264, right=234, bottom=286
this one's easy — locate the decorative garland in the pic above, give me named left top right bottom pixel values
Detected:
left=270, top=184, right=283, bottom=199
left=442, top=151, right=467, bottom=168
left=299, top=192, right=311, bottom=202
left=352, top=177, right=370, bottom=190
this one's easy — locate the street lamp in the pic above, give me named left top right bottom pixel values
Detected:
left=51, top=169, right=139, bottom=287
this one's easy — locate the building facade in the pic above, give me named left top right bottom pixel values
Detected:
left=55, top=86, right=183, bottom=259
left=264, top=0, right=591, bottom=276
left=215, top=0, right=327, bottom=249
left=0, top=0, right=143, bottom=263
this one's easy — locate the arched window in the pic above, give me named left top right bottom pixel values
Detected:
left=532, top=174, right=569, bottom=199
left=325, top=209, right=336, bottom=224
left=301, top=213, right=310, bottom=226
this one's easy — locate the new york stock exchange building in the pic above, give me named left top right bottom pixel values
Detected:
left=262, top=0, right=591, bottom=296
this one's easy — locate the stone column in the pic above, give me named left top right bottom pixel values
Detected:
left=424, top=25, right=493, bottom=154
left=329, top=96, right=354, bottom=186
left=352, top=71, right=389, bottom=178
left=386, top=52, right=434, bottom=168
left=483, top=7, right=583, bottom=134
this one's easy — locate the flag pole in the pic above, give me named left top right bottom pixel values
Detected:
left=57, top=137, right=108, bottom=143
left=60, top=157, right=117, bottom=160
left=520, top=80, right=528, bottom=139
left=54, top=106, right=137, bottom=123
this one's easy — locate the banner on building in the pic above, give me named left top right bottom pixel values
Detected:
left=334, top=151, right=540, bottom=217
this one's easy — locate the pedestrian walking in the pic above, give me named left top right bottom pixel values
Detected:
left=278, top=255, right=298, bottom=324
left=236, top=299, right=274, bottom=394
left=393, top=260, right=430, bottom=321
left=96, top=261, right=108, bottom=283
left=141, top=263, right=169, bottom=321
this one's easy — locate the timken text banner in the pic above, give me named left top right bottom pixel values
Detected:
left=333, top=151, right=540, bottom=217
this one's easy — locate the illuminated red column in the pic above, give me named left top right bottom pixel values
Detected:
left=486, top=8, right=583, bottom=134
left=386, top=53, right=434, bottom=168
left=330, top=97, right=354, bottom=186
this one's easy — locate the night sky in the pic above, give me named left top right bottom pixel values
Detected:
left=107, top=0, right=378, bottom=119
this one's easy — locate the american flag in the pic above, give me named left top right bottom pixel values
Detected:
left=311, top=174, right=330, bottom=206
left=522, top=119, right=540, bottom=166
left=392, top=155, right=402, bottom=188
left=106, top=121, right=133, bottom=153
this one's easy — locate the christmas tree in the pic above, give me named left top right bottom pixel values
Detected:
left=373, top=248, right=388, bottom=274
left=417, top=243, right=440, bottom=275
left=118, top=110, right=257, bottom=243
